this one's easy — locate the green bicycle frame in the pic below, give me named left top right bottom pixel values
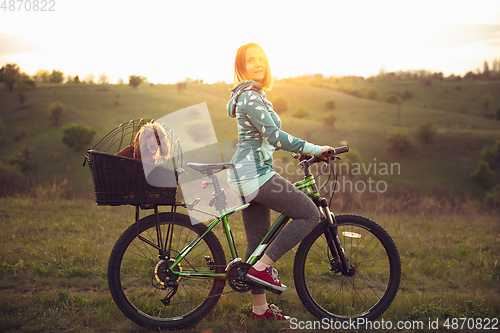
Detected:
left=168, top=175, right=320, bottom=279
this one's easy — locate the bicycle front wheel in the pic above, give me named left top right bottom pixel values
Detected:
left=294, top=214, right=401, bottom=322
left=108, top=212, right=226, bottom=330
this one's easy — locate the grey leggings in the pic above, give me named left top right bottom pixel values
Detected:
left=242, top=173, right=320, bottom=294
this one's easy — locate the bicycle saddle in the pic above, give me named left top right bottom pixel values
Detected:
left=187, top=162, right=234, bottom=174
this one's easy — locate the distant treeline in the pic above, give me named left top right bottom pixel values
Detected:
left=279, top=57, right=500, bottom=85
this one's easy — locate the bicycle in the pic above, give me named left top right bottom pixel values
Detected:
left=105, top=146, right=401, bottom=329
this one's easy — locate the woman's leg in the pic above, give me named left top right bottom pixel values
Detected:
left=242, top=200, right=270, bottom=296
left=252, top=173, right=320, bottom=262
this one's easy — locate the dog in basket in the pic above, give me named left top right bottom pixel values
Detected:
left=115, top=122, right=171, bottom=164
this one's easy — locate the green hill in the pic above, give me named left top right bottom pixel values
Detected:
left=1, top=80, right=499, bottom=200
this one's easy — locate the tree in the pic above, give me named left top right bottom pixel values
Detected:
left=479, top=141, right=500, bottom=169
left=492, top=58, right=499, bottom=75
left=33, top=69, right=50, bottom=83
left=177, top=81, right=187, bottom=92
left=386, top=93, right=403, bottom=125
left=320, top=111, right=337, bottom=127
left=485, top=184, right=500, bottom=207
left=129, top=75, right=145, bottom=89
left=292, top=107, right=312, bottom=119
left=98, top=73, right=109, bottom=84
left=85, top=74, right=95, bottom=84
left=415, top=119, right=438, bottom=144
left=0, top=63, right=20, bottom=92
left=365, top=88, right=378, bottom=100
left=325, top=99, right=336, bottom=110
left=48, top=100, right=66, bottom=126
left=470, top=160, right=494, bottom=189
left=403, top=90, right=414, bottom=100
left=62, top=124, right=96, bottom=151
left=49, top=70, right=64, bottom=83
left=386, top=129, right=413, bottom=156
left=271, top=95, right=289, bottom=114
left=479, top=93, right=492, bottom=110
left=15, top=74, right=36, bottom=106
left=483, top=60, right=491, bottom=79
left=73, top=75, right=81, bottom=84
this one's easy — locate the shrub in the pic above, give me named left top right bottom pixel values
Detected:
left=479, top=93, right=492, bottom=110
left=325, top=99, right=335, bottom=110
left=4, top=148, right=31, bottom=172
left=386, top=129, right=413, bottom=156
left=365, top=88, right=378, bottom=100
left=271, top=95, right=289, bottom=114
left=62, top=124, right=96, bottom=151
left=292, top=107, right=312, bottom=119
left=415, top=119, right=438, bottom=144
left=403, top=90, right=414, bottom=100
left=320, top=111, right=337, bottom=127
left=48, top=101, right=66, bottom=126
left=479, top=141, right=500, bottom=169
left=0, top=161, right=24, bottom=196
left=470, top=160, right=494, bottom=189
left=484, top=184, right=500, bottom=207
left=386, top=93, right=402, bottom=105
left=129, top=75, right=145, bottom=89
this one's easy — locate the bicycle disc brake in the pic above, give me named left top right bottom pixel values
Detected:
left=227, top=262, right=252, bottom=293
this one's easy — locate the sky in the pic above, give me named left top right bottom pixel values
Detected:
left=0, top=0, right=499, bottom=84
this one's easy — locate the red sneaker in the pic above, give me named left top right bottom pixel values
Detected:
left=246, top=266, right=287, bottom=292
left=251, top=304, right=290, bottom=321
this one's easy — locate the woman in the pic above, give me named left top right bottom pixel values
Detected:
left=227, top=43, right=333, bottom=320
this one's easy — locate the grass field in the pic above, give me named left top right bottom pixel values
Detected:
left=1, top=79, right=500, bottom=331
left=0, top=193, right=498, bottom=332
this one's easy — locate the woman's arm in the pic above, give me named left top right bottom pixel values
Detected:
left=241, top=90, right=322, bottom=155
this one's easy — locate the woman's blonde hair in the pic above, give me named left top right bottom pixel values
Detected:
left=234, top=43, right=273, bottom=90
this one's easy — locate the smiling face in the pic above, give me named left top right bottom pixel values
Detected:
left=245, top=46, right=267, bottom=84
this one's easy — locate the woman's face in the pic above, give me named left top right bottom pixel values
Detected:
left=245, top=46, right=266, bottom=84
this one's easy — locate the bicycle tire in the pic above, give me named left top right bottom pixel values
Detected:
left=294, top=214, right=401, bottom=322
left=108, top=212, right=226, bottom=329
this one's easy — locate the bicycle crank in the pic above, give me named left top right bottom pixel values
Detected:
left=226, top=260, right=252, bottom=293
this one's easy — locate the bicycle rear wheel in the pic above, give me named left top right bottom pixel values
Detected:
left=108, top=212, right=226, bottom=329
left=294, top=214, right=401, bottom=322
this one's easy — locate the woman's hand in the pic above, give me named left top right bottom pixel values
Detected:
left=321, top=146, right=334, bottom=159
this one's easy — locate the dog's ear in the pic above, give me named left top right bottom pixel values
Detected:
left=133, top=131, right=142, bottom=160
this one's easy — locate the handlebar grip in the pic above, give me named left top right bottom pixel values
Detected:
left=333, top=146, right=349, bottom=155
left=323, top=146, right=349, bottom=158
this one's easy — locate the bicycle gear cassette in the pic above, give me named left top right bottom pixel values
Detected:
left=154, top=259, right=182, bottom=286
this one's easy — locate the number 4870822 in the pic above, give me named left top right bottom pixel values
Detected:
left=1, top=0, right=55, bottom=11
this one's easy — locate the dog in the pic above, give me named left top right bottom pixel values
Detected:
left=116, top=122, right=170, bottom=163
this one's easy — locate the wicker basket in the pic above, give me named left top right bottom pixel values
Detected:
left=84, top=119, right=182, bottom=206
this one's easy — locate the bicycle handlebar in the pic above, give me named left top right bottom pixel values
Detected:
left=292, top=146, right=349, bottom=162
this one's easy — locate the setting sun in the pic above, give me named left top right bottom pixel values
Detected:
left=0, top=0, right=499, bottom=84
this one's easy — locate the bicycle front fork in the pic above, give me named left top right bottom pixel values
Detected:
left=320, top=201, right=353, bottom=276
